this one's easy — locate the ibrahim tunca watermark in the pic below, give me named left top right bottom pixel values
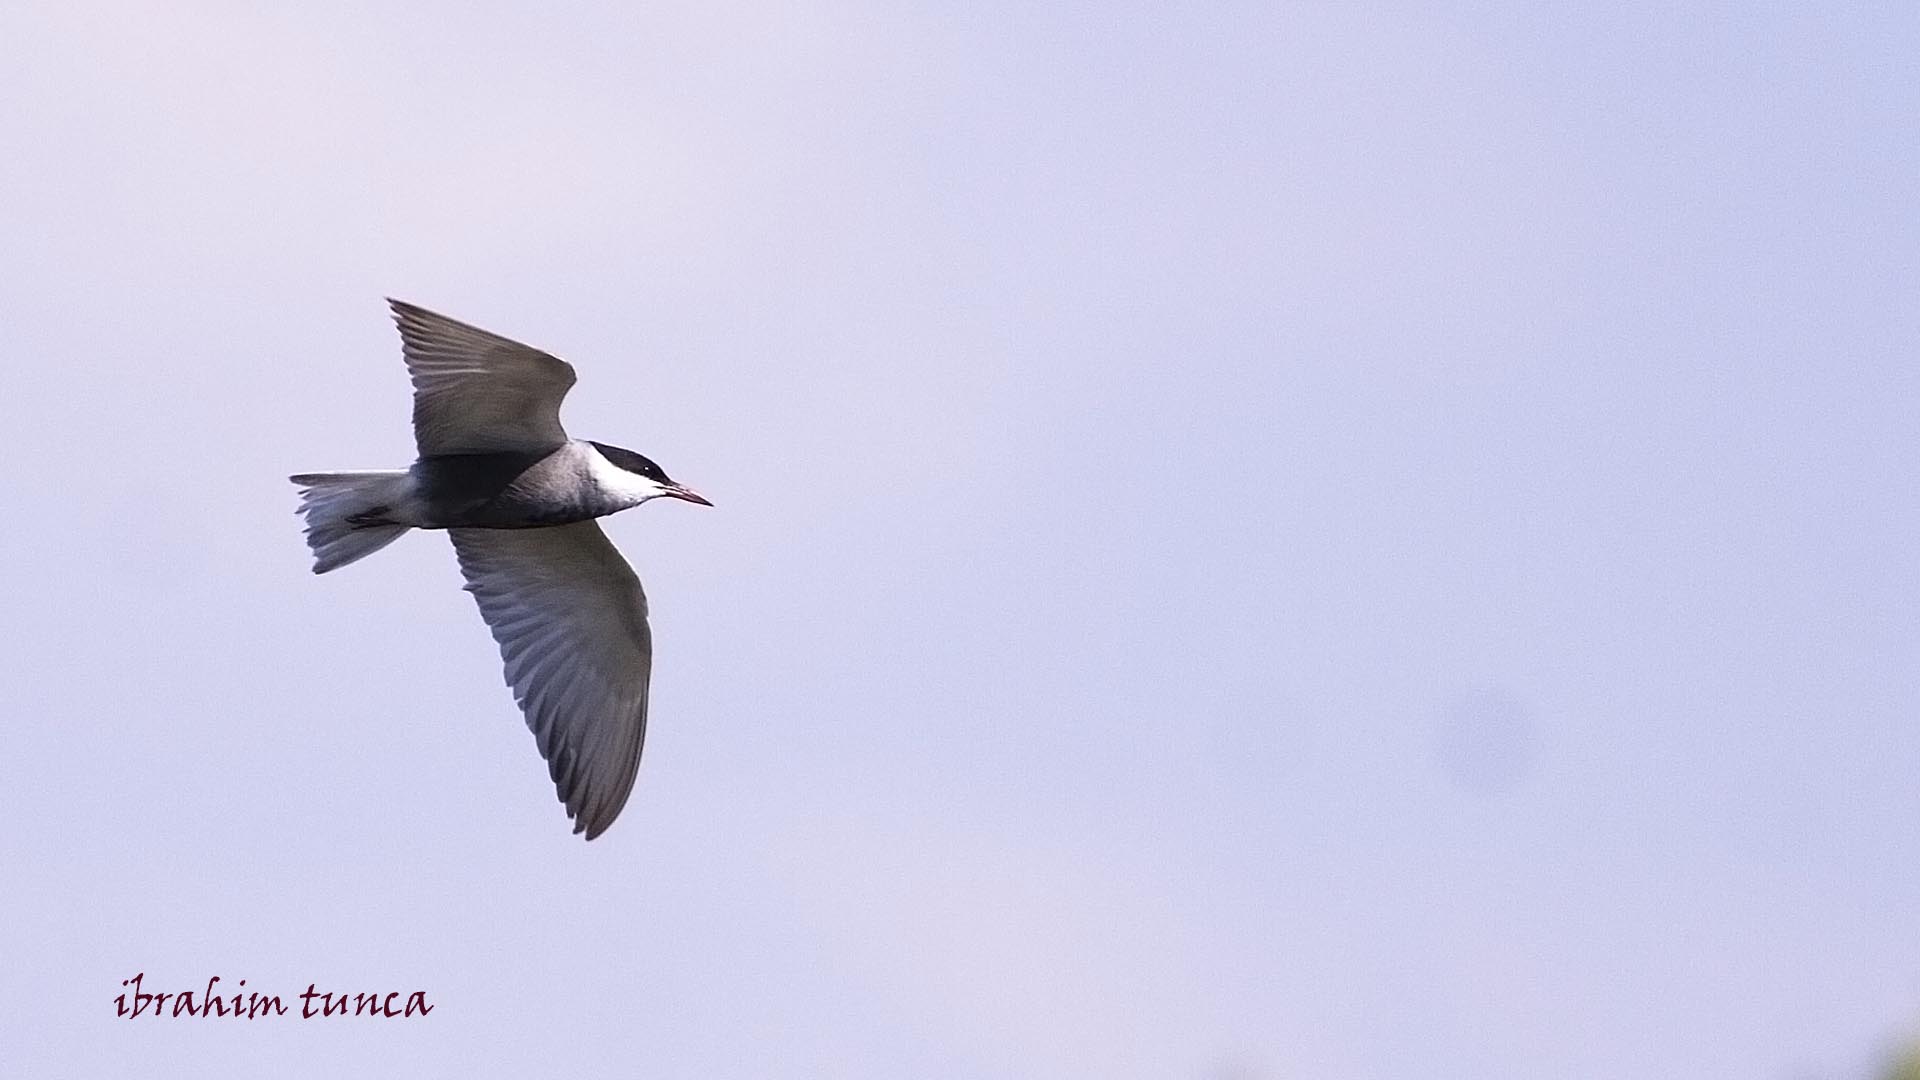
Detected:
left=116, top=973, right=432, bottom=1020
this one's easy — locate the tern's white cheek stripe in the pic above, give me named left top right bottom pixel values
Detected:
left=584, top=443, right=671, bottom=505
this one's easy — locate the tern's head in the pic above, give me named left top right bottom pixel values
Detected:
left=588, top=441, right=713, bottom=507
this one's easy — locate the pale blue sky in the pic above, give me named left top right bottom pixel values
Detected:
left=2, top=3, right=1915, bottom=1078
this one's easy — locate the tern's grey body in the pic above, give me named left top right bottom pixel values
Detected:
left=291, top=300, right=709, bottom=840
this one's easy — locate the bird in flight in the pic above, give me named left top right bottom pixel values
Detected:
left=291, top=300, right=710, bottom=840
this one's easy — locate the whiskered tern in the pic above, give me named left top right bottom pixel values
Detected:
left=292, top=300, right=710, bottom=840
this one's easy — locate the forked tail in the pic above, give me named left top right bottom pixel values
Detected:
left=290, top=471, right=414, bottom=573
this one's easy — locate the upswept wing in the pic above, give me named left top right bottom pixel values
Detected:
left=389, top=299, right=577, bottom=455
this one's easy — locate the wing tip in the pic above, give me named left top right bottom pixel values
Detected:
left=565, top=774, right=627, bottom=842
left=578, top=801, right=621, bottom=841
left=575, top=787, right=634, bottom=840
left=387, top=297, right=430, bottom=325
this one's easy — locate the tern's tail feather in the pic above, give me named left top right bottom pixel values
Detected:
left=290, top=471, right=414, bottom=574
